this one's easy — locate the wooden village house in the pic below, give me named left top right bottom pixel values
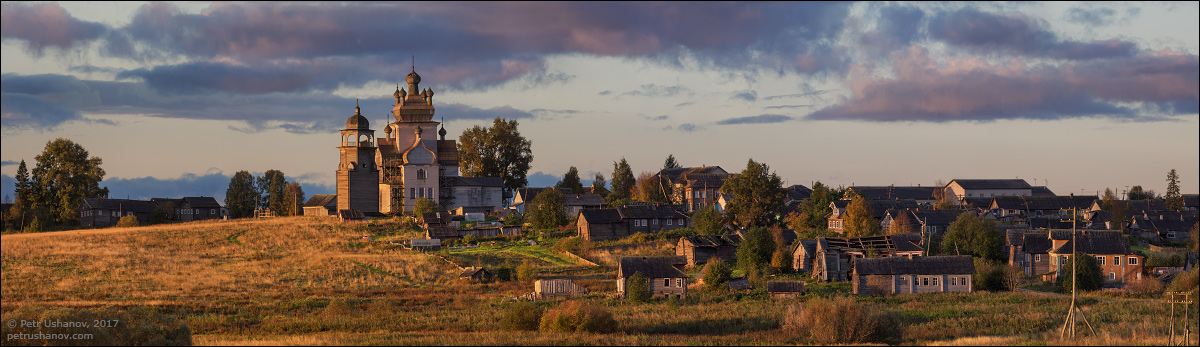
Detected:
left=303, top=194, right=338, bottom=216
left=1008, top=229, right=1146, bottom=285
left=852, top=255, right=975, bottom=295
left=79, top=198, right=159, bottom=227
left=766, top=281, right=805, bottom=299
left=675, top=234, right=741, bottom=268
left=617, top=256, right=688, bottom=299
left=576, top=204, right=690, bottom=241
left=809, top=234, right=925, bottom=282
left=533, top=278, right=589, bottom=299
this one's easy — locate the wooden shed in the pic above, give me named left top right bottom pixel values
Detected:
left=459, top=267, right=492, bottom=282
left=852, top=255, right=975, bottom=295
left=767, top=281, right=805, bottom=299
left=533, top=278, right=589, bottom=299
left=617, top=256, right=689, bottom=299
left=676, top=234, right=741, bottom=268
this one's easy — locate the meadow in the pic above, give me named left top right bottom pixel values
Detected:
left=2, top=216, right=1196, bottom=345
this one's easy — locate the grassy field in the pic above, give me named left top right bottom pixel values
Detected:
left=2, top=217, right=1196, bottom=345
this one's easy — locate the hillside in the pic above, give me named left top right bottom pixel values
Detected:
left=2, top=217, right=1194, bottom=345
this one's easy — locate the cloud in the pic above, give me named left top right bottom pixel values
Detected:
left=763, top=90, right=832, bottom=100
left=663, top=123, right=703, bottom=132
left=645, top=115, right=669, bottom=121
left=732, top=90, right=757, bottom=102
left=598, top=90, right=612, bottom=96
left=1065, top=6, right=1139, bottom=27
left=928, top=8, right=1136, bottom=60
left=621, top=84, right=693, bottom=98
left=674, top=101, right=695, bottom=108
left=714, top=114, right=793, bottom=125
left=1, top=161, right=17, bottom=167
left=806, top=46, right=1198, bottom=122
left=763, top=105, right=813, bottom=110
left=438, top=103, right=536, bottom=121
left=0, top=3, right=108, bottom=54
left=1, top=92, right=85, bottom=130
left=97, top=171, right=336, bottom=203
left=525, top=171, right=561, bottom=188
left=859, top=5, right=926, bottom=55
left=1, top=175, right=13, bottom=200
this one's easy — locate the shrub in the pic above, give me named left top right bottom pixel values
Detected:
left=115, top=215, right=140, bottom=228
left=625, top=272, right=651, bottom=303
left=1166, top=269, right=1199, bottom=310
left=1055, top=252, right=1103, bottom=292
left=781, top=296, right=901, bottom=344
left=500, top=301, right=544, bottom=331
left=702, top=258, right=733, bottom=292
left=973, top=258, right=1007, bottom=291
left=0, top=305, right=191, bottom=346
left=1127, top=277, right=1164, bottom=295
left=516, top=259, right=536, bottom=283
left=539, top=301, right=617, bottom=333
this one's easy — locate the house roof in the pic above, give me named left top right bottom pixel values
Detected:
left=448, top=176, right=503, bottom=187
left=1135, top=217, right=1198, bottom=233
left=681, top=234, right=742, bottom=248
left=792, top=239, right=819, bottom=254
left=909, top=209, right=968, bottom=226
left=578, top=209, right=623, bottom=224
left=1031, top=186, right=1057, bottom=196
left=514, top=187, right=572, bottom=203
left=420, top=212, right=451, bottom=225
left=854, top=255, right=975, bottom=275
left=949, top=179, right=1032, bottom=190
left=459, top=267, right=489, bottom=278
left=961, top=197, right=994, bottom=209
left=847, top=186, right=937, bottom=200
left=182, top=196, right=222, bottom=208
left=657, top=166, right=727, bottom=185
left=1185, top=194, right=1199, bottom=209
left=816, top=234, right=923, bottom=254
left=618, top=256, right=688, bottom=279
left=80, top=198, right=159, bottom=213
left=304, top=194, right=337, bottom=207
left=991, top=195, right=1097, bottom=211
left=787, top=185, right=812, bottom=201
left=617, top=204, right=688, bottom=219
left=766, top=281, right=805, bottom=293
left=1049, top=230, right=1133, bottom=255
left=436, top=139, right=459, bottom=165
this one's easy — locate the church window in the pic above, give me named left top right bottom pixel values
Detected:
left=410, top=188, right=416, bottom=199
left=417, top=169, right=427, bottom=179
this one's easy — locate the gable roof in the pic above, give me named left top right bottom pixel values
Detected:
left=766, top=281, right=805, bottom=293
left=618, top=256, right=688, bottom=279
left=304, top=194, right=338, bottom=207
left=579, top=209, right=623, bottom=224
left=1048, top=230, right=1133, bottom=255
left=681, top=234, right=742, bottom=248
left=949, top=179, right=1032, bottom=190
left=909, top=209, right=968, bottom=226
left=514, top=187, right=572, bottom=203
left=1031, top=186, right=1056, bottom=196
left=816, top=234, right=924, bottom=254
left=854, top=255, right=975, bottom=275
left=1185, top=194, right=1199, bottom=209
left=182, top=196, right=222, bottom=208
left=80, top=198, right=159, bottom=213
left=617, top=204, right=688, bottom=219
left=991, top=195, right=1097, bottom=211
left=787, top=185, right=812, bottom=201
left=563, top=194, right=606, bottom=207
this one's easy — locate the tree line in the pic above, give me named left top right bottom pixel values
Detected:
left=6, top=139, right=109, bottom=232
left=223, top=170, right=306, bottom=218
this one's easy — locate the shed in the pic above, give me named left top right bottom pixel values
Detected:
left=459, top=267, right=492, bottom=282
left=767, top=281, right=805, bottom=299
left=534, top=278, right=589, bottom=299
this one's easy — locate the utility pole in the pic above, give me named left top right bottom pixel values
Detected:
left=1060, top=199, right=1096, bottom=339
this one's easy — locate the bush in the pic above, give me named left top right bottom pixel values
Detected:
left=702, top=258, right=733, bottom=292
left=973, top=258, right=1006, bottom=291
left=1055, top=252, right=1103, bottom=292
left=1, top=305, right=191, bottom=346
left=115, top=215, right=140, bottom=228
left=539, top=301, right=617, bottom=333
left=516, top=259, right=536, bottom=283
left=1127, top=277, right=1164, bottom=295
left=781, top=296, right=901, bottom=344
left=625, top=272, right=651, bottom=302
left=1146, top=253, right=1184, bottom=267
left=1166, top=269, right=1199, bottom=310
left=500, top=301, right=544, bottom=331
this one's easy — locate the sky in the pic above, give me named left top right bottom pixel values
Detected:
left=2, top=1, right=1198, bottom=204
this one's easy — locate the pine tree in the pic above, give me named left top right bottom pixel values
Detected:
left=608, top=158, right=635, bottom=204
left=556, top=166, right=585, bottom=194
left=663, top=154, right=681, bottom=170
left=1165, top=169, right=1182, bottom=211
left=591, top=173, right=610, bottom=198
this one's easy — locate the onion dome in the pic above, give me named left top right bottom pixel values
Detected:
left=345, top=99, right=369, bottom=129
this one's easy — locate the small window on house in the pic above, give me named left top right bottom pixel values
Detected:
left=1136, top=272, right=1141, bottom=280
left=652, top=219, right=658, bottom=225
left=676, top=278, right=683, bottom=287
left=664, top=279, right=671, bottom=287
left=679, top=219, right=685, bottom=225
left=1129, top=257, right=1137, bottom=265
left=932, top=277, right=938, bottom=286
left=1108, top=272, right=1116, bottom=280
left=1034, top=254, right=1041, bottom=262
left=951, top=277, right=956, bottom=286
left=666, top=219, right=673, bottom=226
left=1098, top=257, right=1105, bottom=266
left=922, top=278, right=929, bottom=286
left=1113, top=256, right=1120, bottom=266
left=641, top=219, right=647, bottom=226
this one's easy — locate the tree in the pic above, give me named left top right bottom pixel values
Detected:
left=517, top=259, right=537, bottom=283
left=795, top=181, right=840, bottom=230
left=1191, top=222, right=1198, bottom=253
left=608, top=158, right=635, bottom=204
left=1100, top=188, right=1132, bottom=232
left=283, top=182, right=305, bottom=216
left=770, top=226, right=793, bottom=272
left=458, top=117, right=534, bottom=198
left=720, top=159, right=787, bottom=228
left=1165, top=169, right=1182, bottom=211
left=591, top=173, right=610, bottom=198
left=888, top=210, right=915, bottom=235
left=8, top=160, right=32, bottom=230
left=736, top=227, right=776, bottom=279
left=1127, top=185, right=1156, bottom=200
left=555, top=166, right=585, bottom=194
left=625, top=272, right=650, bottom=302
left=414, top=197, right=439, bottom=217
left=31, top=139, right=109, bottom=225
left=528, top=187, right=567, bottom=229
left=941, top=212, right=1004, bottom=261
left=691, top=205, right=725, bottom=235
left=257, top=170, right=287, bottom=214
left=633, top=171, right=667, bottom=203
left=225, top=171, right=258, bottom=219
left=663, top=154, right=682, bottom=170
left=1055, top=252, right=1103, bottom=292
left=844, top=196, right=881, bottom=237
left=702, top=258, right=733, bottom=291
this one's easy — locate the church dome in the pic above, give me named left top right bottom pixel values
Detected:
left=406, top=69, right=421, bottom=86
left=346, top=101, right=369, bottom=129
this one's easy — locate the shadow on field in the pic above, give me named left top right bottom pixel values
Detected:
left=629, top=316, right=779, bottom=335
